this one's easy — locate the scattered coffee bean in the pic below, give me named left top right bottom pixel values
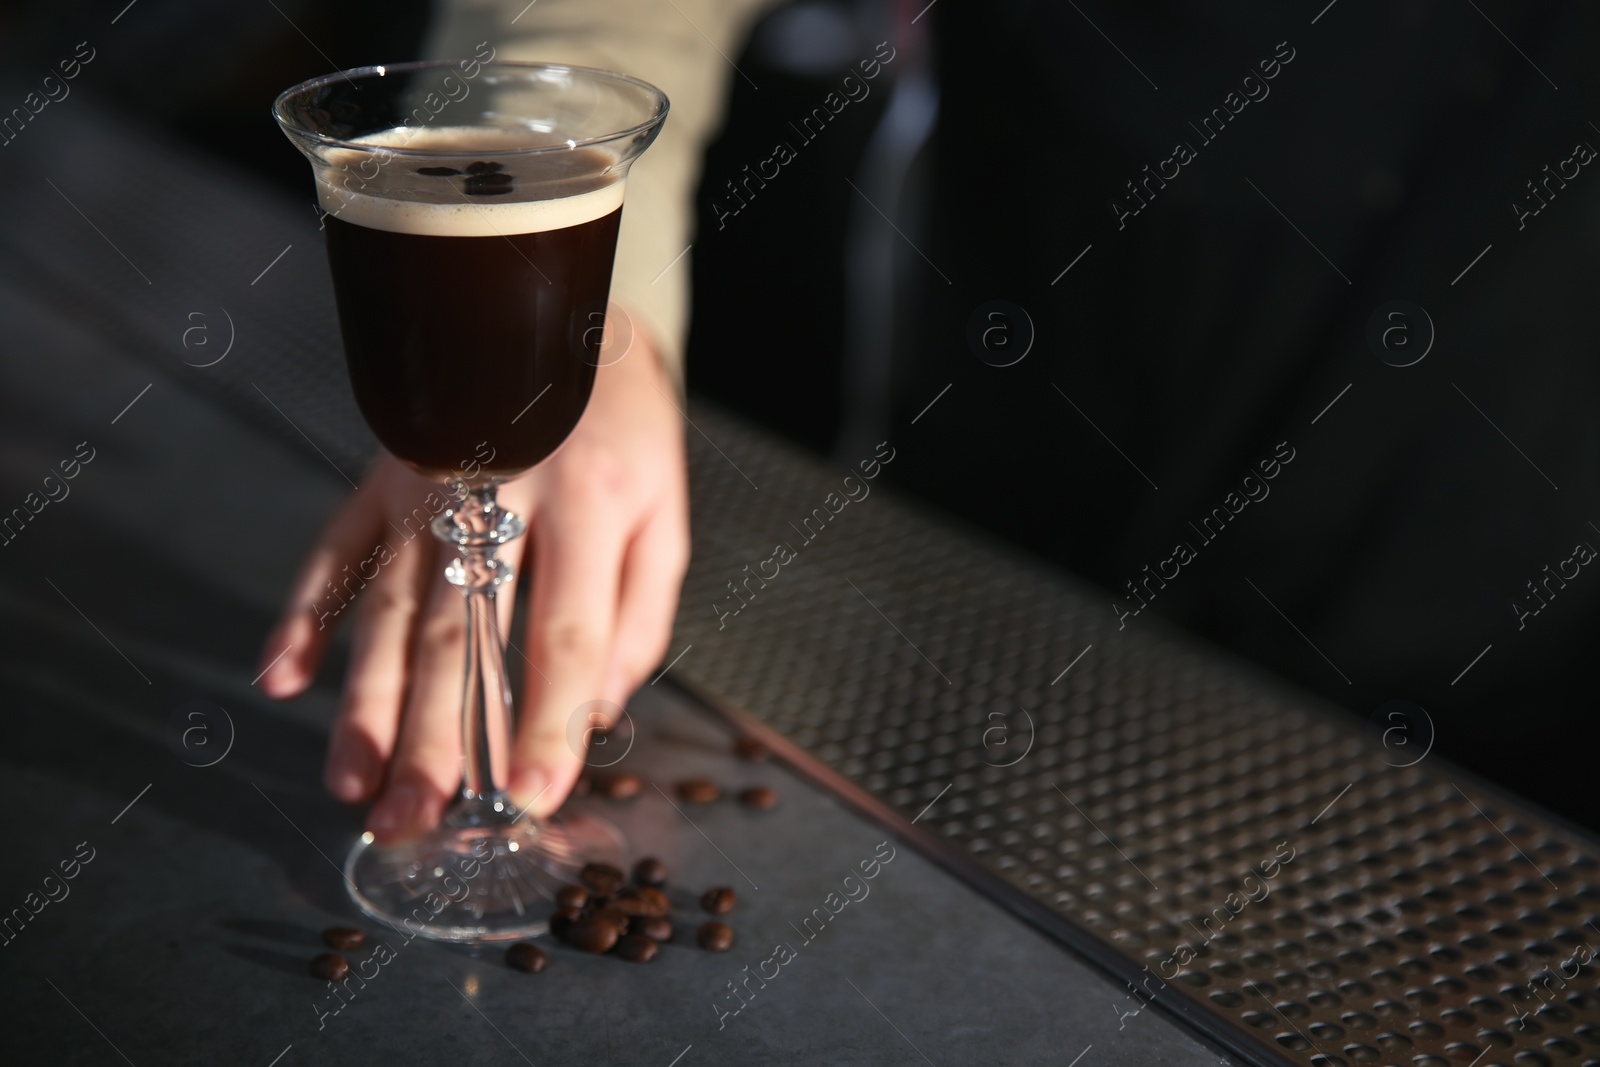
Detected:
left=592, top=906, right=632, bottom=933
left=632, top=915, right=674, bottom=942
left=697, top=921, right=734, bottom=952
left=611, top=894, right=649, bottom=917
left=593, top=771, right=642, bottom=800
left=464, top=172, right=513, bottom=196
left=555, top=884, right=589, bottom=910
left=465, top=160, right=504, bottom=174
left=632, top=857, right=668, bottom=887
left=579, top=862, right=626, bottom=896
left=416, top=166, right=461, bottom=176
left=566, top=918, right=621, bottom=954
left=676, top=777, right=721, bottom=804
left=738, top=786, right=779, bottom=811
left=615, top=933, right=660, bottom=963
left=733, top=736, right=770, bottom=762
left=701, top=887, right=737, bottom=915
left=505, top=942, right=548, bottom=973
left=549, top=905, right=582, bottom=939
left=321, top=926, right=365, bottom=950
left=571, top=774, right=593, bottom=798
left=309, top=953, right=349, bottom=981
left=620, top=886, right=670, bottom=917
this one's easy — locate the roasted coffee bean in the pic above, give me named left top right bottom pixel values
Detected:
left=593, top=771, right=642, bottom=800
left=700, top=887, right=737, bottom=915
left=579, top=862, right=626, bottom=896
left=615, top=933, right=660, bottom=962
left=566, top=918, right=620, bottom=954
left=738, top=786, right=779, bottom=811
left=416, top=166, right=461, bottom=176
left=321, top=926, right=365, bottom=950
left=611, top=894, right=649, bottom=917
left=632, top=915, right=674, bottom=942
left=505, top=942, right=548, bottom=973
left=619, top=885, right=670, bottom=917
left=591, top=906, right=632, bottom=933
left=733, top=736, right=770, bottom=762
left=309, top=953, right=349, bottom=980
left=632, top=856, right=668, bottom=887
left=697, top=921, right=734, bottom=952
left=465, top=160, right=504, bottom=174
left=676, top=777, right=720, bottom=804
left=549, top=905, right=583, bottom=939
left=555, top=884, right=589, bottom=910
left=464, top=175, right=514, bottom=196
left=571, top=774, right=593, bottom=798
left=464, top=171, right=512, bottom=187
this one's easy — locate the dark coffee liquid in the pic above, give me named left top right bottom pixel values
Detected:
left=323, top=205, right=621, bottom=478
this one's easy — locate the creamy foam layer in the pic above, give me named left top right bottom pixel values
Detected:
left=317, top=126, right=625, bottom=237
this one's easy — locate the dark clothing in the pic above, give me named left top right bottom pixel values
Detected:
left=694, top=1, right=1600, bottom=829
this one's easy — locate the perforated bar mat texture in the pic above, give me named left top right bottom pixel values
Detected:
left=667, top=419, right=1600, bottom=1067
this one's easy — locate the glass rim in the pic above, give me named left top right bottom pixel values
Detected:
left=272, top=59, right=670, bottom=157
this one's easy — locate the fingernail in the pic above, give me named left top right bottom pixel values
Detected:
left=510, top=770, right=549, bottom=814
left=258, top=644, right=296, bottom=696
left=328, top=745, right=374, bottom=803
left=369, top=785, right=420, bottom=840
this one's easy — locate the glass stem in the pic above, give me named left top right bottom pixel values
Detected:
left=433, top=482, right=526, bottom=816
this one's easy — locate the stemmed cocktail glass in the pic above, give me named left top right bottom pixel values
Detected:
left=275, top=61, right=667, bottom=941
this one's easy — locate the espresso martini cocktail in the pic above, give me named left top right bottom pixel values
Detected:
left=276, top=62, right=668, bottom=942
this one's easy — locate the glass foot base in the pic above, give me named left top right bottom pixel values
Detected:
left=343, top=795, right=626, bottom=943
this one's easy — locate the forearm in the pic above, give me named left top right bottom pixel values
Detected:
left=423, top=0, right=782, bottom=390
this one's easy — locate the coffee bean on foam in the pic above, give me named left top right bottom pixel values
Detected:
left=465, top=172, right=513, bottom=196
left=318, top=128, right=627, bottom=240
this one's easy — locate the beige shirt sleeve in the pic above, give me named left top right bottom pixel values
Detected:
left=422, top=0, right=783, bottom=388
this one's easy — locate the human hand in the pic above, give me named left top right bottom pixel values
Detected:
left=257, top=323, right=689, bottom=842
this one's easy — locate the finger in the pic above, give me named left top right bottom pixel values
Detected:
left=322, top=524, right=435, bottom=803
left=603, top=497, right=690, bottom=705
left=257, top=482, right=385, bottom=699
left=365, top=566, right=468, bottom=843
left=509, top=484, right=632, bottom=816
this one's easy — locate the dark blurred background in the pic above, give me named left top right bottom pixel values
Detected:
left=2, top=0, right=1597, bottom=829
